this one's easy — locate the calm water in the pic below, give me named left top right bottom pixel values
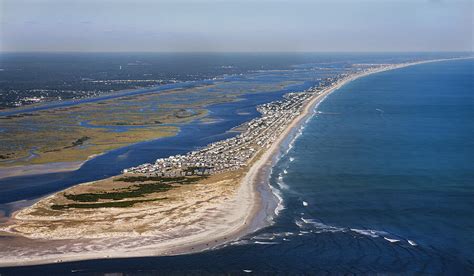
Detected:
left=1, top=57, right=473, bottom=275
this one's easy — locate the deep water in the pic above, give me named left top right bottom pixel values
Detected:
left=1, top=57, right=473, bottom=275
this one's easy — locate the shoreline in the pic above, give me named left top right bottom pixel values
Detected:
left=0, top=57, right=471, bottom=268
left=0, top=161, right=84, bottom=180
left=0, top=152, right=108, bottom=180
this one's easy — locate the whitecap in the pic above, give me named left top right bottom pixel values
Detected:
left=276, top=176, right=290, bottom=190
left=408, top=240, right=417, bottom=246
left=254, top=241, right=279, bottom=245
left=384, top=237, right=400, bottom=243
left=299, top=218, right=345, bottom=233
left=289, top=157, right=295, bottom=162
left=283, top=169, right=288, bottom=174
left=271, top=232, right=295, bottom=237
left=350, top=228, right=386, bottom=238
left=302, top=201, right=308, bottom=207
left=300, top=217, right=311, bottom=224
left=270, top=185, right=285, bottom=216
left=243, top=270, right=252, bottom=273
left=229, top=240, right=251, bottom=246
left=252, top=233, right=276, bottom=241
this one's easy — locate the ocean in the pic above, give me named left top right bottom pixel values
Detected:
left=0, top=56, right=472, bottom=274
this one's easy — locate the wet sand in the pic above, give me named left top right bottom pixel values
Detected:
left=0, top=161, right=84, bottom=180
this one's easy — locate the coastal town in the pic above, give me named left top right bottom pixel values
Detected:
left=0, top=58, right=462, bottom=269
left=123, top=69, right=369, bottom=178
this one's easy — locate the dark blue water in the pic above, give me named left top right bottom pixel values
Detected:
left=1, top=57, right=473, bottom=275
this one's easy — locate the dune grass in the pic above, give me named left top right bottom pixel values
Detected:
left=64, top=182, right=173, bottom=202
left=51, top=198, right=167, bottom=210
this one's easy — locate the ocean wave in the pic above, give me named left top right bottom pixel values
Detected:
left=408, top=240, right=418, bottom=246
left=299, top=218, right=345, bottom=233
left=296, top=217, right=399, bottom=242
left=286, top=143, right=293, bottom=153
left=296, top=217, right=413, bottom=246
left=252, top=232, right=295, bottom=241
left=252, top=233, right=276, bottom=241
left=384, top=237, right=400, bottom=243
left=254, top=241, right=280, bottom=245
left=228, top=240, right=251, bottom=246
left=269, top=185, right=285, bottom=217
left=276, top=173, right=290, bottom=190
left=350, top=228, right=387, bottom=238
left=295, top=219, right=304, bottom=228
left=285, top=120, right=307, bottom=154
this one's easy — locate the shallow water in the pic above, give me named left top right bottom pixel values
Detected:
left=1, top=56, right=472, bottom=275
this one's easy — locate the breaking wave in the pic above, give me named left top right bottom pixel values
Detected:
left=295, top=217, right=418, bottom=246
left=270, top=185, right=285, bottom=217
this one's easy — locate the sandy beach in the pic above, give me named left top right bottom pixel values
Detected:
left=0, top=57, right=469, bottom=268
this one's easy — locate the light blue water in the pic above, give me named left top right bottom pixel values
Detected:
left=1, top=57, right=473, bottom=275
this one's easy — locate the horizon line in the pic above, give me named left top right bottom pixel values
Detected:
left=1, top=50, right=473, bottom=54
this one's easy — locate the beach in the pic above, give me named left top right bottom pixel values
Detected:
left=0, top=57, right=469, bottom=267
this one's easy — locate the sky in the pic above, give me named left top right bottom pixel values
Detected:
left=0, top=0, right=472, bottom=52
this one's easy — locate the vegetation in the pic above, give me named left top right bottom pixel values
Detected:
left=64, top=182, right=173, bottom=202
left=65, top=136, right=90, bottom=148
left=115, top=175, right=206, bottom=184
left=51, top=198, right=166, bottom=210
left=59, top=175, right=207, bottom=209
left=0, top=153, right=14, bottom=159
left=115, top=176, right=166, bottom=182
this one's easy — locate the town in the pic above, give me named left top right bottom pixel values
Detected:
left=123, top=66, right=385, bottom=178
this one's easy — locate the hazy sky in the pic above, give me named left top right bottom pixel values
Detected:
left=0, top=0, right=472, bottom=52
